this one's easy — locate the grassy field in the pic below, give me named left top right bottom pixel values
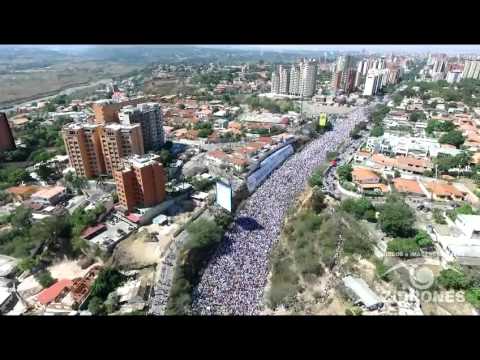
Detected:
left=0, top=61, right=140, bottom=106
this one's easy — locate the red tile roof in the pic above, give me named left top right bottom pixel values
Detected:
left=81, top=223, right=107, bottom=239
left=37, top=279, right=73, bottom=305
left=393, top=178, right=424, bottom=195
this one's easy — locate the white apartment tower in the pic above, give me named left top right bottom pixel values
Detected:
left=271, top=71, right=280, bottom=94
left=278, top=65, right=290, bottom=94
left=289, top=63, right=302, bottom=96
left=363, top=69, right=381, bottom=96
left=463, top=58, right=480, bottom=80
left=300, top=59, right=318, bottom=97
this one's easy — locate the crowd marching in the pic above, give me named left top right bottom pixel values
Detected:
left=191, top=105, right=371, bottom=315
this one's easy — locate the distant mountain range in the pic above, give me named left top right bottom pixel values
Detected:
left=1, top=45, right=478, bottom=69
left=0, top=45, right=315, bottom=67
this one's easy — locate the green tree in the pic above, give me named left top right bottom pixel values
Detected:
left=437, top=268, right=471, bottom=290
left=88, top=296, right=106, bottom=315
left=439, top=130, right=465, bottom=148
left=415, top=230, right=433, bottom=248
left=10, top=206, right=32, bottom=230
left=392, top=93, right=403, bottom=106
left=197, top=128, right=213, bottom=138
left=37, top=164, right=54, bottom=182
left=35, top=270, right=56, bottom=288
left=311, top=188, right=326, bottom=213
left=456, top=204, right=477, bottom=215
left=186, top=219, right=223, bottom=249
left=214, top=211, right=233, bottom=230
left=370, top=126, right=384, bottom=137
left=308, top=169, right=324, bottom=188
left=409, top=111, right=426, bottom=122
left=337, top=164, right=353, bottom=182
left=378, top=195, right=415, bottom=237
left=158, top=149, right=173, bottom=166
left=65, top=172, right=88, bottom=194
left=387, top=238, right=421, bottom=258
left=340, top=197, right=376, bottom=221
left=89, top=268, right=126, bottom=301
left=466, top=288, right=480, bottom=308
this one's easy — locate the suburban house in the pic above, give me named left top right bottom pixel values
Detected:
left=30, top=186, right=67, bottom=206
left=392, top=178, right=426, bottom=197
left=351, top=167, right=389, bottom=194
left=425, top=181, right=466, bottom=202
left=430, top=214, right=480, bottom=265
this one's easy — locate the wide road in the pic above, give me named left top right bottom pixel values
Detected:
left=192, top=105, right=372, bottom=315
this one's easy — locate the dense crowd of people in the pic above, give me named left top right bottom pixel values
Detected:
left=191, top=106, right=371, bottom=315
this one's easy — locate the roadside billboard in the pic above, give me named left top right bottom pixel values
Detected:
left=215, top=180, right=233, bottom=213
left=319, top=113, right=327, bottom=127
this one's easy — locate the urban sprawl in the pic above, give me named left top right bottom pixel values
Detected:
left=1, top=50, right=480, bottom=316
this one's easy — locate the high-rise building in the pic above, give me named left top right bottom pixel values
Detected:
left=300, top=59, right=318, bottom=97
left=271, top=65, right=290, bottom=95
left=114, top=154, right=166, bottom=213
left=118, top=103, right=164, bottom=151
left=92, top=99, right=121, bottom=124
left=62, top=123, right=106, bottom=178
left=100, top=123, right=144, bottom=175
left=331, top=71, right=342, bottom=91
left=267, top=60, right=319, bottom=97
left=289, top=64, right=301, bottom=96
left=446, top=69, right=463, bottom=84
left=331, top=55, right=355, bottom=93
left=0, top=113, right=16, bottom=151
left=386, top=66, right=401, bottom=85
left=463, top=58, right=480, bottom=80
left=363, top=69, right=381, bottom=96
left=430, top=55, right=448, bottom=81
left=278, top=65, right=290, bottom=94
left=271, top=71, right=280, bottom=94
left=343, top=69, right=357, bottom=93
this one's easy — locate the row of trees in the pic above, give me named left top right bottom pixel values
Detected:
left=166, top=211, right=233, bottom=315
left=401, top=79, right=480, bottom=107
left=245, top=95, right=297, bottom=114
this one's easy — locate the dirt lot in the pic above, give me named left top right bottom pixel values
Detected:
left=48, top=259, right=96, bottom=280
left=0, top=61, right=139, bottom=105
left=111, top=230, right=161, bottom=270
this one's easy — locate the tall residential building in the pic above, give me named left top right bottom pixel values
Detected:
left=289, top=63, right=301, bottom=96
left=100, top=123, right=144, bottom=175
left=118, top=103, right=165, bottom=151
left=114, top=154, right=166, bottom=213
left=463, top=58, right=480, bottom=80
left=363, top=69, right=381, bottom=96
left=300, top=59, right=318, bottom=97
left=430, top=55, right=448, bottom=81
left=331, top=71, right=342, bottom=91
left=92, top=99, right=121, bottom=124
left=288, top=59, right=317, bottom=97
left=278, top=65, right=290, bottom=94
left=446, top=69, right=463, bottom=84
left=0, top=113, right=16, bottom=151
left=271, top=65, right=290, bottom=95
left=343, top=68, right=357, bottom=93
left=332, top=55, right=355, bottom=93
left=271, top=71, right=280, bottom=94
left=62, top=123, right=106, bottom=178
